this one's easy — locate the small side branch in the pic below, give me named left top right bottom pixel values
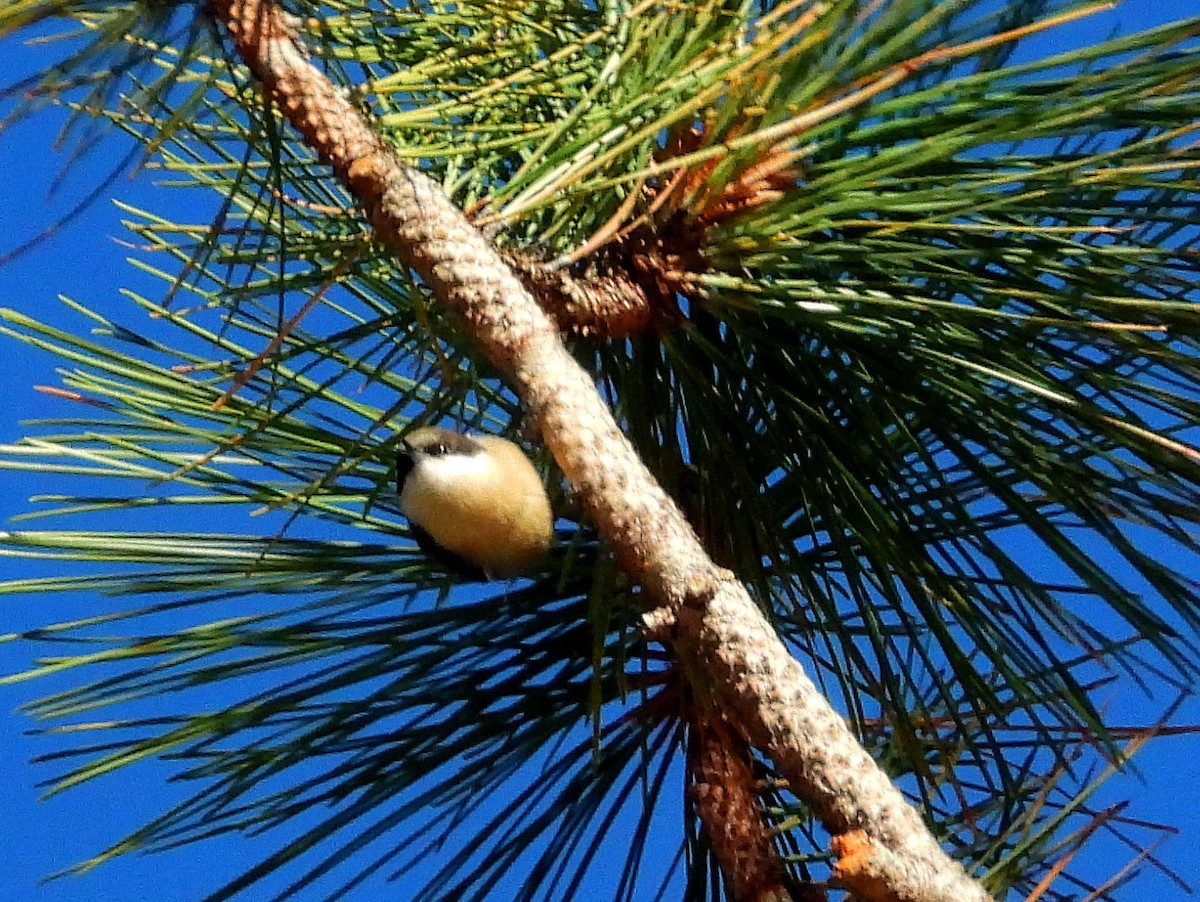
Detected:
left=689, top=709, right=797, bottom=902
left=506, top=253, right=664, bottom=338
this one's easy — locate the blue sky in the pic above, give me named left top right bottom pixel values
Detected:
left=2, top=2, right=1199, bottom=900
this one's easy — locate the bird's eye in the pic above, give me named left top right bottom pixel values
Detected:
left=432, top=443, right=450, bottom=456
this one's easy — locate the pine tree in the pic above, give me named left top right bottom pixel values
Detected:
left=1, top=1, right=1198, bottom=900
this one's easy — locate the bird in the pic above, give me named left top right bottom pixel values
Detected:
left=395, top=426, right=554, bottom=580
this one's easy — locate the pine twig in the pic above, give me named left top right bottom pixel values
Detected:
left=688, top=706, right=795, bottom=902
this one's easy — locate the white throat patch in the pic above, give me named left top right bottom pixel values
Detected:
left=401, top=450, right=495, bottom=507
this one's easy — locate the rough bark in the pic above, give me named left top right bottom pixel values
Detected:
left=208, top=3, right=994, bottom=900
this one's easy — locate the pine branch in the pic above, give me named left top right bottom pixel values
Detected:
left=206, top=1, right=992, bottom=900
